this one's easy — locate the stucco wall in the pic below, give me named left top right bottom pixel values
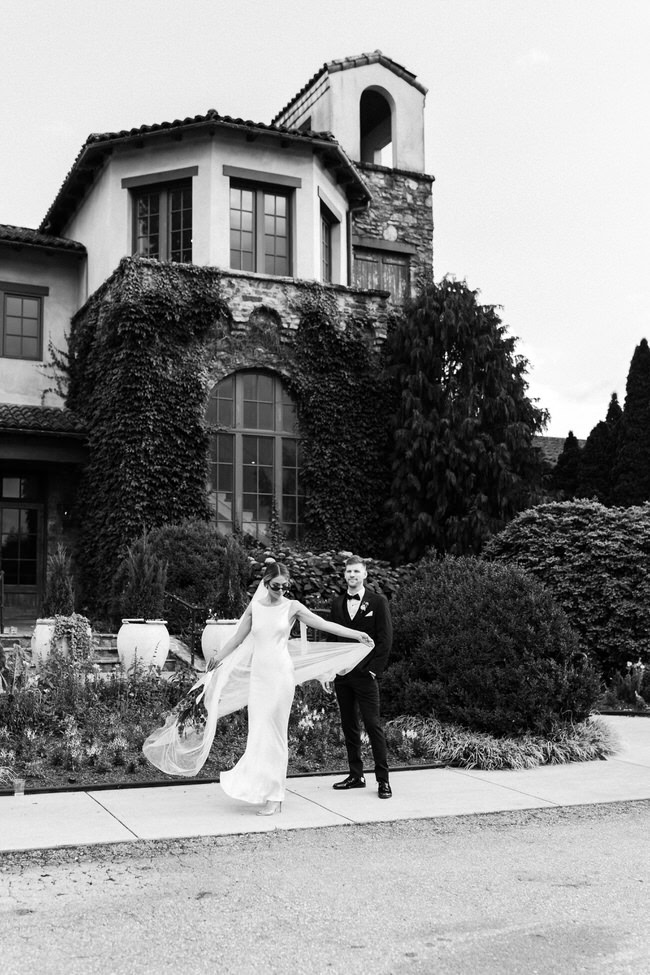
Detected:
left=63, top=130, right=353, bottom=298
left=0, top=247, right=83, bottom=406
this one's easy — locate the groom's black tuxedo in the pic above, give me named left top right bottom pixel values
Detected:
left=329, top=587, right=393, bottom=784
left=329, top=588, right=392, bottom=679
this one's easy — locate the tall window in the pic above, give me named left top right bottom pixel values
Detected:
left=207, top=372, right=303, bottom=542
left=230, top=182, right=291, bottom=276
left=132, top=180, right=192, bottom=262
left=353, top=248, right=409, bottom=304
left=0, top=282, right=47, bottom=360
left=0, top=475, right=42, bottom=587
left=321, top=209, right=333, bottom=283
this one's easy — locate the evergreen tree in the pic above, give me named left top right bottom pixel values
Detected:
left=385, top=277, right=548, bottom=560
left=576, top=392, right=621, bottom=503
left=612, top=339, right=650, bottom=505
left=551, top=431, right=582, bottom=499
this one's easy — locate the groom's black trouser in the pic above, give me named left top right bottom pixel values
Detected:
left=334, top=674, right=389, bottom=783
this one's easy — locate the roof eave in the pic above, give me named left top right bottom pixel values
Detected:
left=40, top=117, right=370, bottom=235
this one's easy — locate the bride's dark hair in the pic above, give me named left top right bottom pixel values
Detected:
left=263, top=561, right=290, bottom=584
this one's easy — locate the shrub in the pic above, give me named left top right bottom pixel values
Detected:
left=244, top=544, right=414, bottom=607
left=111, top=531, right=167, bottom=625
left=148, top=520, right=251, bottom=630
left=483, top=499, right=650, bottom=677
left=43, top=543, right=75, bottom=615
left=381, top=556, right=601, bottom=736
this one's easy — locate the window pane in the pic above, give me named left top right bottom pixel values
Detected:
left=258, top=438, right=274, bottom=466
left=3, top=294, right=42, bottom=360
left=168, top=183, right=192, bottom=263
left=230, top=185, right=255, bottom=271
left=2, top=478, right=21, bottom=498
left=18, top=560, right=37, bottom=585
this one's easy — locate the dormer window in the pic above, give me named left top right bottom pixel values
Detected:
left=122, top=167, right=197, bottom=264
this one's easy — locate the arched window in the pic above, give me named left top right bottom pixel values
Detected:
left=207, top=371, right=304, bottom=543
left=360, top=89, right=393, bottom=165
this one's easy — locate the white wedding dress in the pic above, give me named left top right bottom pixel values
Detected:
left=143, top=591, right=368, bottom=804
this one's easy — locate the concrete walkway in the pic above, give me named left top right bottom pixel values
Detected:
left=1, top=715, right=648, bottom=854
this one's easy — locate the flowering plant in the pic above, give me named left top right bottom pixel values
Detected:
left=360, top=601, right=369, bottom=614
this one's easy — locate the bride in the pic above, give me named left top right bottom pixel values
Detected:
left=143, top=562, right=373, bottom=816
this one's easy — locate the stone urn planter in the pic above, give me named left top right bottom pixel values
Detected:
left=30, top=618, right=57, bottom=668
left=116, top=619, right=170, bottom=671
left=201, top=619, right=238, bottom=667
left=30, top=614, right=93, bottom=668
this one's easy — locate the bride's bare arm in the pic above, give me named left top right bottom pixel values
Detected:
left=294, top=603, right=374, bottom=647
left=206, top=605, right=253, bottom=669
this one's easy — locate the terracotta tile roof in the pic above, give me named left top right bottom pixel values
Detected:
left=0, top=404, right=86, bottom=437
left=272, top=50, right=427, bottom=125
left=0, top=224, right=85, bottom=253
left=534, top=435, right=586, bottom=466
left=40, top=110, right=370, bottom=236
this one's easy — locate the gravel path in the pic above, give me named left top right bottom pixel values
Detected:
left=2, top=801, right=649, bottom=975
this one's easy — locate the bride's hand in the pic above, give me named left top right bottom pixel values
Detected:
left=360, top=634, right=374, bottom=647
left=206, top=657, right=222, bottom=672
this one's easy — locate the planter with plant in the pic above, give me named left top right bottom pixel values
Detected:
left=112, top=532, right=170, bottom=671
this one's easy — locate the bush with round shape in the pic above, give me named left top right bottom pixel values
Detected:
left=483, top=499, right=650, bottom=678
left=148, top=520, right=251, bottom=630
left=381, top=555, right=600, bottom=736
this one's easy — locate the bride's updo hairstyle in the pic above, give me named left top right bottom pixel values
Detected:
left=263, top=562, right=290, bottom=586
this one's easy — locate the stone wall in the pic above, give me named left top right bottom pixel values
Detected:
left=352, top=162, right=434, bottom=279
left=218, top=270, right=391, bottom=341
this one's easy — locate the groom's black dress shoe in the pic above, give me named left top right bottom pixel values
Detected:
left=378, top=781, right=392, bottom=799
left=333, top=775, right=366, bottom=790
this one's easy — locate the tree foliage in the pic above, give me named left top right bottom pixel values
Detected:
left=576, top=393, right=621, bottom=504
left=385, top=278, right=548, bottom=560
left=484, top=498, right=650, bottom=677
left=612, top=338, right=650, bottom=506
left=550, top=431, right=582, bottom=499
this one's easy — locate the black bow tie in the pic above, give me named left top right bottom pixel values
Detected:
left=346, top=593, right=360, bottom=601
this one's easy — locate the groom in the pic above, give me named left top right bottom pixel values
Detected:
left=329, top=555, right=393, bottom=798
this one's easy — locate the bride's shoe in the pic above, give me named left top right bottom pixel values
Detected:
left=256, top=801, right=282, bottom=816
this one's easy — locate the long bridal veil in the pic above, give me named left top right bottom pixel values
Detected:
left=142, top=582, right=369, bottom=777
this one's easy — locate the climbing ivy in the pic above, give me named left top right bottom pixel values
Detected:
left=66, top=258, right=228, bottom=618
left=289, top=288, right=393, bottom=554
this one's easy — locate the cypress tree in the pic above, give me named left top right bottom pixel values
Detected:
left=576, top=393, right=622, bottom=504
left=551, top=432, right=582, bottom=498
left=385, top=277, right=548, bottom=560
left=612, top=339, right=650, bottom=505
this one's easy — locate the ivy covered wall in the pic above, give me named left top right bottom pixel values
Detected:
left=65, top=258, right=392, bottom=616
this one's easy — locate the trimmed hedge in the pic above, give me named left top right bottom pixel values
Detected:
left=483, top=499, right=650, bottom=677
left=381, top=556, right=600, bottom=736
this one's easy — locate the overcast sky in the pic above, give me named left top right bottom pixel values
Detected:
left=1, top=0, right=648, bottom=438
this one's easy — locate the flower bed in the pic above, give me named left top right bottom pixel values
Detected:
left=0, top=647, right=617, bottom=793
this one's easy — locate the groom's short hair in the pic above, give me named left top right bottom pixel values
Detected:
left=345, top=555, right=367, bottom=567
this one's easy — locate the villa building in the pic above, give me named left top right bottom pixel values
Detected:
left=0, top=51, right=434, bottom=622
